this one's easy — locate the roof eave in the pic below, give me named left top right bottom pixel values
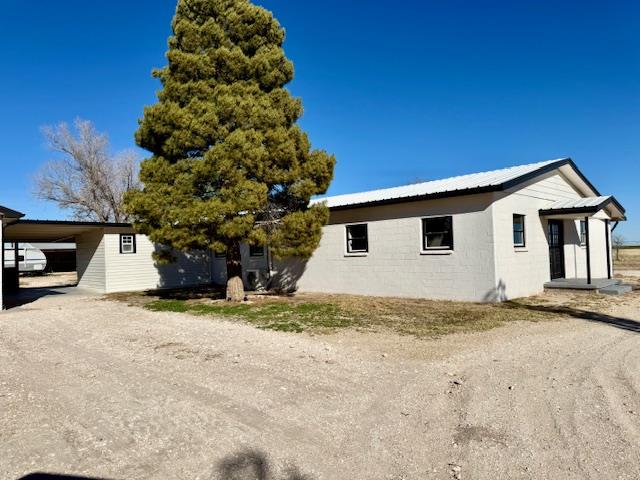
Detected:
left=327, top=185, right=500, bottom=211
left=0, top=206, right=26, bottom=219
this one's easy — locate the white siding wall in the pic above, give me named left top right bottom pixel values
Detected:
left=492, top=172, right=611, bottom=299
left=76, top=230, right=106, bottom=292
left=271, top=193, right=498, bottom=302
left=102, top=231, right=212, bottom=293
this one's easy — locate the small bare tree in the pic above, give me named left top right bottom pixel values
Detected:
left=35, top=119, right=140, bottom=222
left=613, top=233, right=625, bottom=262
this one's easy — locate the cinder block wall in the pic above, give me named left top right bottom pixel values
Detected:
left=273, top=193, right=498, bottom=302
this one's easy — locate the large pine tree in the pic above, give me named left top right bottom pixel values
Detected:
left=126, top=0, right=335, bottom=301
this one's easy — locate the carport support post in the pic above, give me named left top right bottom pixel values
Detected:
left=585, top=216, right=592, bottom=285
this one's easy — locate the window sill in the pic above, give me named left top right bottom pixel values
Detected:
left=420, top=250, right=453, bottom=256
left=344, top=252, right=368, bottom=257
left=514, top=247, right=528, bottom=253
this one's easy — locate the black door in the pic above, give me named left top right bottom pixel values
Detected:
left=548, top=220, right=565, bottom=280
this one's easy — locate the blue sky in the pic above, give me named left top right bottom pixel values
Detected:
left=1, top=1, right=638, bottom=239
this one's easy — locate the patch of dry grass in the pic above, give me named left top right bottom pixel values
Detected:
left=107, top=287, right=576, bottom=338
left=614, top=247, right=640, bottom=270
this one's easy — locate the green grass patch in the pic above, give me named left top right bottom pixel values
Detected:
left=145, top=299, right=354, bottom=333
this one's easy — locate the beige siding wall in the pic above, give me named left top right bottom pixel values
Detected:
left=271, top=193, right=498, bottom=302
left=493, top=171, right=611, bottom=300
left=76, top=230, right=106, bottom=292
left=103, top=231, right=212, bottom=293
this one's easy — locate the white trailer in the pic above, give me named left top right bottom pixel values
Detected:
left=3, top=243, right=48, bottom=274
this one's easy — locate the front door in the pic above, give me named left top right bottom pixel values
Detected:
left=548, top=220, right=565, bottom=280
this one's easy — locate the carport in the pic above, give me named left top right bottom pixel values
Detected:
left=1, top=217, right=131, bottom=309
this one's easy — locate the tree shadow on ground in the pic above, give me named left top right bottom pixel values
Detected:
left=505, top=300, right=640, bottom=334
left=19, top=475, right=109, bottom=480
left=216, top=449, right=314, bottom=480
left=20, top=449, right=315, bottom=480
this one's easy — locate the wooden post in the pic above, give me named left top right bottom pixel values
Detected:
left=605, top=219, right=612, bottom=280
left=585, top=216, right=591, bottom=285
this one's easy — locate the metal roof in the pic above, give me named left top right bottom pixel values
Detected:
left=313, top=158, right=576, bottom=209
left=544, top=196, right=613, bottom=211
left=4, top=220, right=133, bottom=242
left=540, top=196, right=626, bottom=221
left=0, top=205, right=25, bottom=219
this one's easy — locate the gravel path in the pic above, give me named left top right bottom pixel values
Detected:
left=1, top=290, right=639, bottom=480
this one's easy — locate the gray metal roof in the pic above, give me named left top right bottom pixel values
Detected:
left=540, top=195, right=626, bottom=221
left=545, top=196, right=613, bottom=211
left=313, top=158, right=571, bottom=209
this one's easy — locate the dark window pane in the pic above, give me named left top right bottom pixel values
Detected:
left=346, top=224, right=368, bottom=253
left=514, top=231, right=524, bottom=245
left=249, top=245, right=264, bottom=257
left=422, top=217, right=453, bottom=250
left=513, top=215, right=525, bottom=246
left=348, top=237, right=368, bottom=252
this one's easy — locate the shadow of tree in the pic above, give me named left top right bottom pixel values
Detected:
left=505, top=301, right=640, bottom=333
left=19, top=474, right=109, bottom=480
left=216, top=449, right=314, bottom=480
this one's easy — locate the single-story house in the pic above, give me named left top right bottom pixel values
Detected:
left=0, top=158, right=626, bottom=308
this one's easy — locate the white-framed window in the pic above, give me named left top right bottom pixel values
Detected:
left=346, top=224, right=368, bottom=254
left=120, top=234, right=136, bottom=254
left=580, top=220, right=587, bottom=245
left=513, top=214, right=526, bottom=247
left=422, top=216, right=454, bottom=250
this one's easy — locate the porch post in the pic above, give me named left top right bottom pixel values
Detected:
left=605, top=219, right=612, bottom=280
left=585, top=216, right=592, bottom=285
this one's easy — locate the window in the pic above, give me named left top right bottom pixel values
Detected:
left=580, top=220, right=587, bottom=245
left=249, top=245, right=264, bottom=257
left=120, top=234, right=136, bottom=254
left=422, top=216, right=454, bottom=250
left=513, top=214, right=526, bottom=247
left=346, top=224, right=368, bottom=253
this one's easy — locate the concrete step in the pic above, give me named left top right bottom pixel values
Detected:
left=599, top=284, right=634, bottom=295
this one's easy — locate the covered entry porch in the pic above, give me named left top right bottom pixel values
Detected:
left=540, top=196, right=626, bottom=290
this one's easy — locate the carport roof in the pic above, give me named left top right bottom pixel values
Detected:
left=0, top=205, right=25, bottom=219
left=3, top=219, right=133, bottom=242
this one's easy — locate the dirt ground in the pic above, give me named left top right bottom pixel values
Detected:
left=1, top=284, right=640, bottom=479
left=19, top=272, right=77, bottom=289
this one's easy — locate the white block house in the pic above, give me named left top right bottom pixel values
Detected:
left=272, top=158, right=626, bottom=301
left=0, top=158, right=626, bottom=307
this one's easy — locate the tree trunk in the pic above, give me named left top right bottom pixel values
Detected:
left=226, top=241, right=245, bottom=302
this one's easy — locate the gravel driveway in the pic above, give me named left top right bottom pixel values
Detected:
left=1, top=289, right=640, bottom=480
